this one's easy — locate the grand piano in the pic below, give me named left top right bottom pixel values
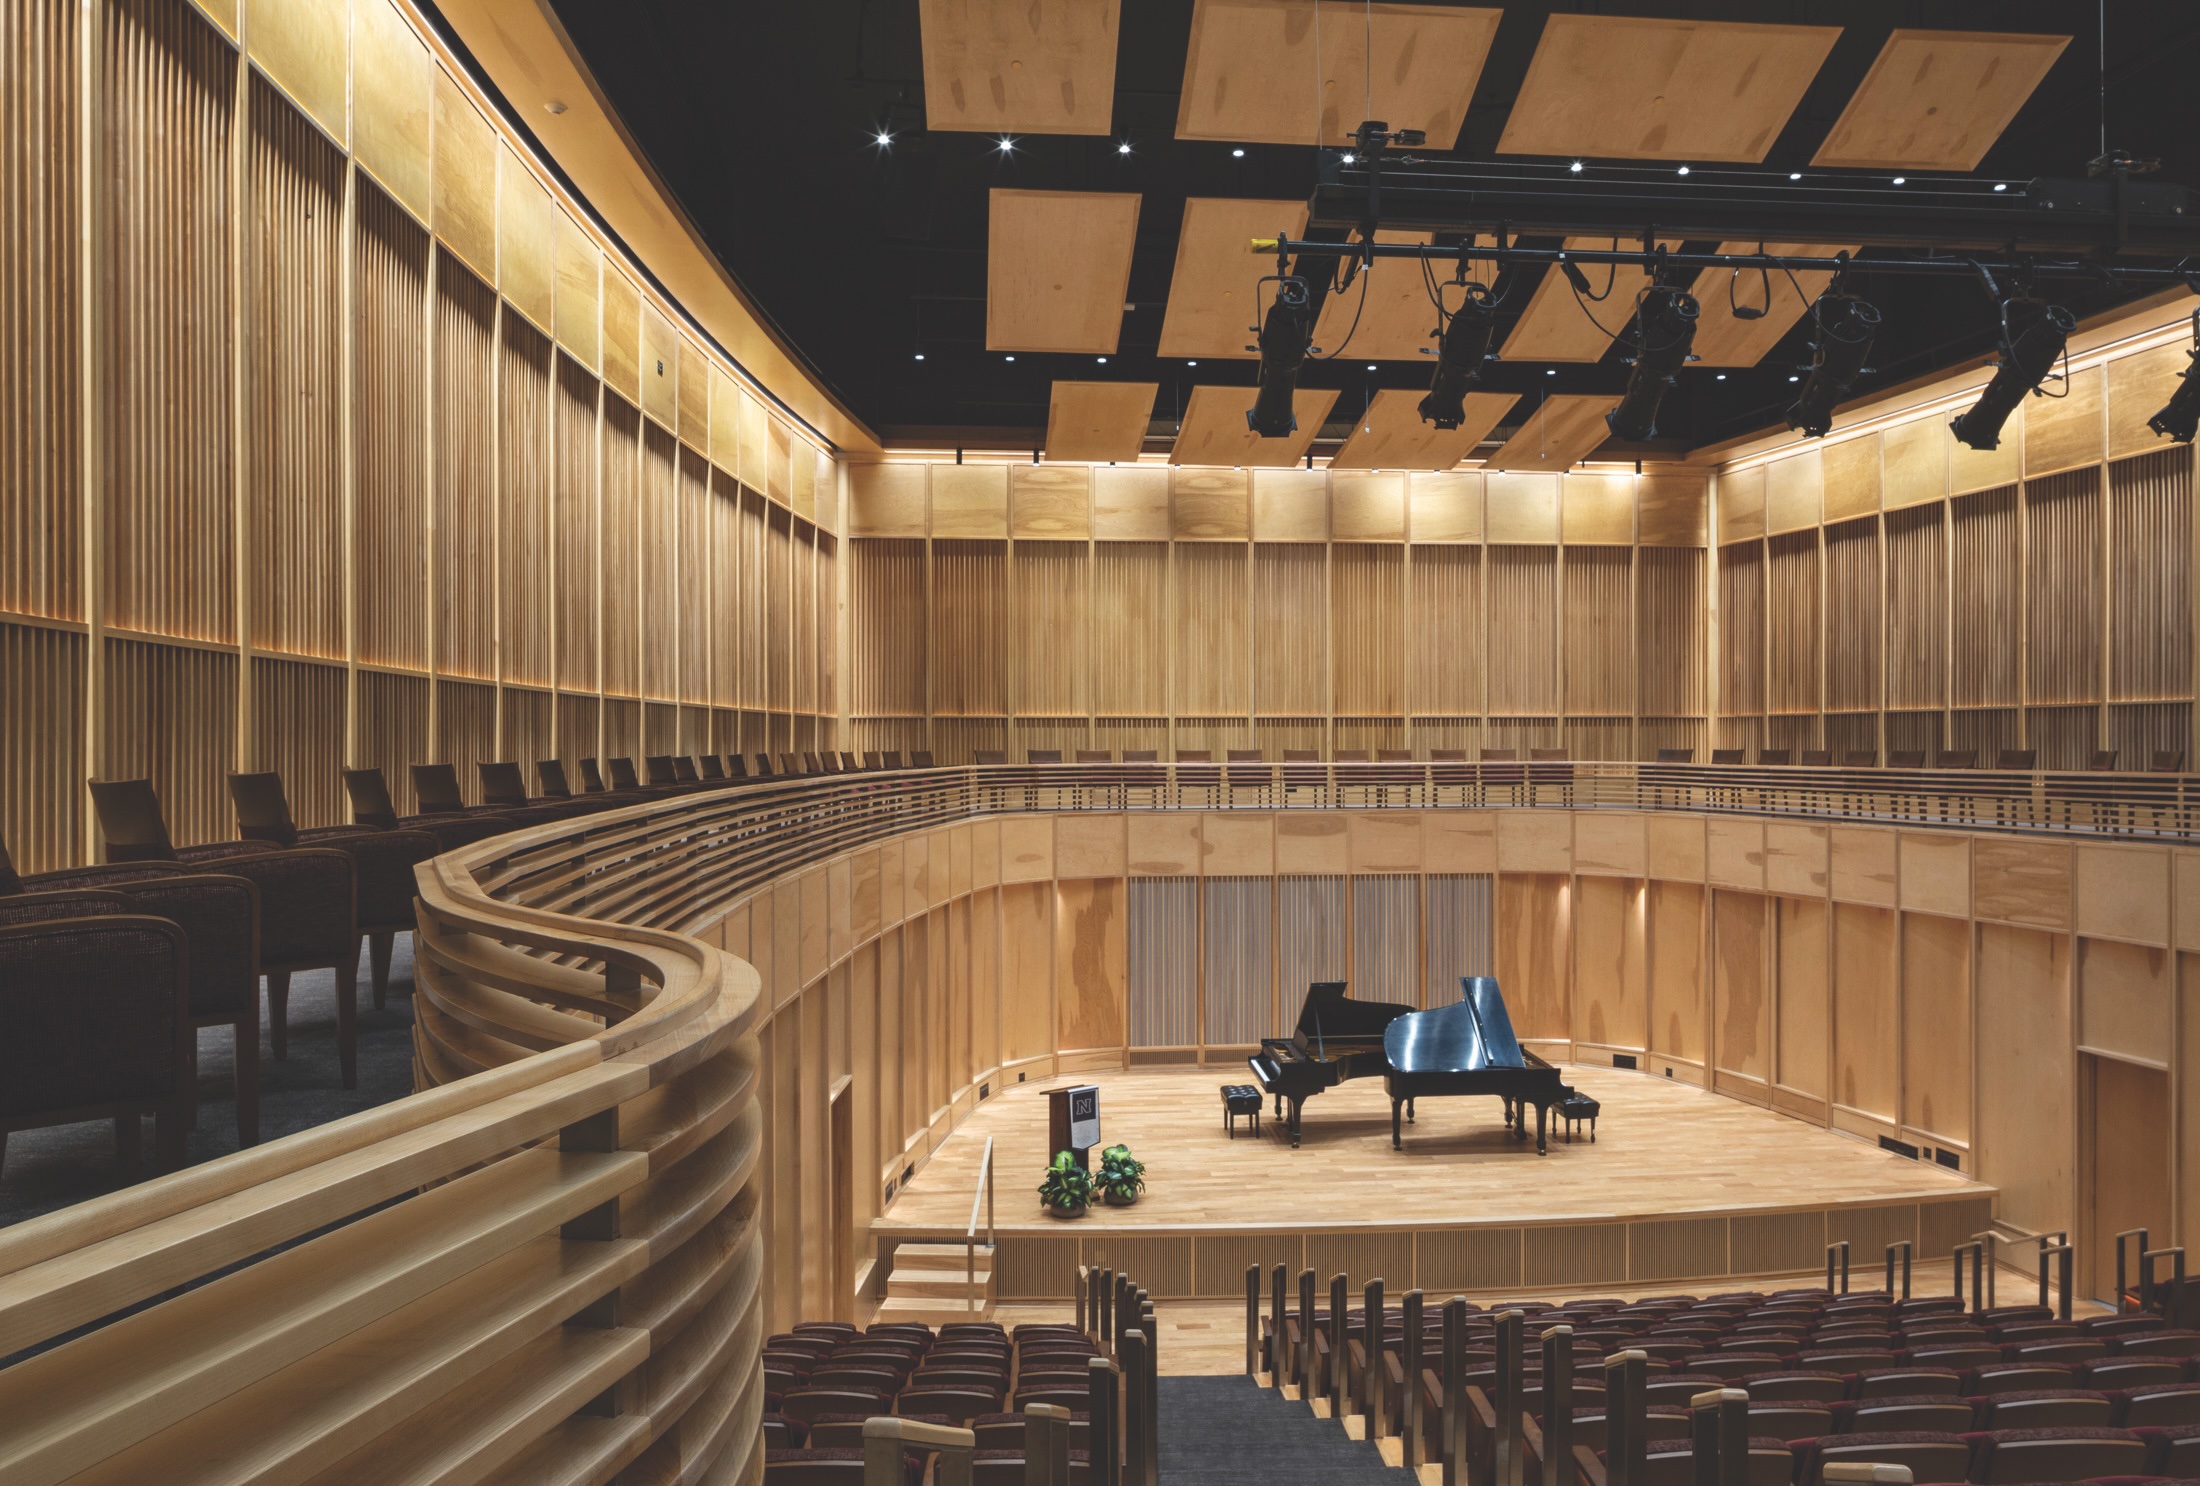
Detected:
left=1247, top=977, right=1576, bottom=1153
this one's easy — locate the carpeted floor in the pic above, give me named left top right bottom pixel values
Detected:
left=1159, top=1374, right=1406, bottom=1483
left=0, top=934, right=421, bottom=1228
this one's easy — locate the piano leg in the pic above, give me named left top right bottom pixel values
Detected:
left=1407, top=1097, right=1416, bottom=1124
left=1535, top=1101, right=1548, bottom=1156
left=1290, top=1098, right=1304, bottom=1149
left=1391, top=1099, right=1403, bottom=1151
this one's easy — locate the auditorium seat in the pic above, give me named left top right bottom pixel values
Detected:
left=1965, top=1425, right=2147, bottom=1481
left=1973, top=1390, right=2116, bottom=1429
left=343, top=767, right=521, bottom=850
left=1790, top=1431, right=1973, bottom=1486
left=1840, top=1397, right=1979, bottom=1433
left=1481, top=747, right=1524, bottom=804
left=972, top=750, right=1006, bottom=764
left=911, top=751, right=937, bottom=767
left=2139, top=1421, right=2200, bottom=1475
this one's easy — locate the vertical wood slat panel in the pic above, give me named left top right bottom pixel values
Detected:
left=1718, top=542, right=1766, bottom=717
left=1411, top=546, right=1482, bottom=717
left=767, top=505, right=792, bottom=710
left=101, top=637, right=238, bottom=848
left=2026, top=469, right=2102, bottom=706
left=1564, top=546, right=1632, bottom=716
left=354, top=669, right=428, bottom=817
left=1175, top=544, right=1249, bottom=717
left=1014, top=541, right=1089, bottom=716
left=1094, top=542, right=1167, bottom=717
left=0, top=0, right=82, bottom=622
left=554, top=693, right=598, bottom=773
left=2110, top=449, right=2192, bottom=702
left=1488, top=546, right=1558, bottom=715
left=552, top=356, right=598, bottom=693
left=1766, top=532, right=1820, bottom=716
left=433, top=257, right=496, bottom=677
left=1129, top=876, right=1196, bottom=1047
left=599, top=394, right=641, bottom=699
left=1950, top=486, right=2019, bottom=707
left=793, top=522, right=817, bottom=714
left=1638, top=548, right=1703, bottom=720
left=353, top=179, right=428, bottom=670
left=930, top=539, right=1006, bottom=716
left=1351, top=874, right=1419, bottom=1006
left=674, top=448, right=710, bottom=705
left=106, top=0, right=237, bottom=643
left=1201, top=876, right=1272, bottom=1045
left=852, top=539, right=925, bottom=717
left=0, top=622, right=88, bottom=871
left=709, top=471, right=742, bottom=707
left=638, top=423, right=678, bottom=701
left=1277, top=875, right=1349, bottom=1001
left=433, top=676, right=495, bottom=784
left=1332, top=544, right=1403, bottom=718
left=1425, top=873, right=1495, bottom=1007
left=250, top=656, right=344, bottom=827
left=246, top=77, right=343, bottom=660
left=1885, top=504, right=1945, bottom=711
left=1823, top=518, right=1880, bottom=715
left=1253, top=543, right=1324, bottom=716
left=498, top=315, right=554, bottom=688
left=817, top=534, right=838, bottom=724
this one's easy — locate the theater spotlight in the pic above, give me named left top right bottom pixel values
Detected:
left=1246, top=276, right=1313, bottom=437
left=1417, top=284, right=1500, bottom=429
left=1785, top=292, right=1882, bottom=438
left=1950, top=297, right=2077, bottom=451
left=2147, top=312, right=2200, bottom=443
left=1605, top=285, right=1700, bottom=442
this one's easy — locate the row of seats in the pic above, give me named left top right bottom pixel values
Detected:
left=764, top=1320, right=1103, bottom=1483
left=961, top=747, right=2188, bottom=772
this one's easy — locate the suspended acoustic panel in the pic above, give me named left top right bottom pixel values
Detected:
left=1045, top=380, right=1157, bottom=462
left=1485, top=395, right=1619, bottom=472
left=1328, top=388, right=1515, bottom=470
left=1170, top=385, right=1338, bottom=467
left=1498, top=15, right=1838, bottom=162
left=1685, top=242, right=1856, bottom=368
left=986, top=188, right=1140, bottom=352
left=1812, top=29, right=2069, bottom=170
left=1156, top=196, right=1308, bottom=360
left=916, top=0, right=1122, bottom=136
left=1175, top=0, right=1501, bottom=148
left=1309, top=230, right=1448, bottom=360
left=1498, top=239, right=1667, bottom=364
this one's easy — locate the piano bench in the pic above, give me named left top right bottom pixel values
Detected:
left=1222, top=1084, right=1263, bottom=1138
left=1560, top=1092, right=1601, bottom=1143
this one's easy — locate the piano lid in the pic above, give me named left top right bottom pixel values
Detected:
left=1291, top=980, right=1416, bottom=1047
left=1383, top=975, right=1530, bottom=1074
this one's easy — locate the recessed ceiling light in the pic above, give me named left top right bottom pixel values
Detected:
left=913, top=353, right=925, bottom=361
left=1004, top=355, right=1016, bottom=362
left=1788, top=374, right=1801, bottom=382
left=1096, top=356, right=1108, bottom=364
left=1892, top=176, right=1907, bottom=185
left=1994, top=182, right=2009, bottom=192
left=1232, top=148, right=1246, bottom=158
left=1366, top=363, right=1377, bottom=371
left=1569, top=160, right=1583, bottom=174
left=1788, top=172, right=1802, bottom=181
left=875, top=131, right=892, bottom=147
left=998, top=137, right=1015, bottom=153
left=1186, top=360, right=1198, bottom=367
left=1715, top=373, right=1727, bottom=380
left=1676, top=165, right=1691, bottom=177
left=1546, top=368, right=1558, bottom=376
left=1117, top=141, right=1131, bottom=155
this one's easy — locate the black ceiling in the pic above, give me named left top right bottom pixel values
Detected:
left=538, top=0, right=2200, bottom=454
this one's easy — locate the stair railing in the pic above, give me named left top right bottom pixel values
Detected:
left=965, top=1134, right=995, bottom=1313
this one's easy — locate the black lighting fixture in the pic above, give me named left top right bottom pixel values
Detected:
left=1950, top=294, right=2077, bottom=451
left=1785, top=290, right=1882, bottom=439
left=2148, top=310, right=2200, bottom=443
left=1605, top=284, right=1700, bottom=442
left=1246, top=275, right=1313, bottom=437
left=1417, top=282, right=1500, bottom=429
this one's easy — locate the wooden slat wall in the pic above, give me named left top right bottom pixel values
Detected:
left=1201, top=877, right=1273, bottom=1045
left=0, top=0, right=841, bottom=868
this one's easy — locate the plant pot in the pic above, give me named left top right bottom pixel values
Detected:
left=1045, top=1201, right=1088, bottom=1220
left=1102, top=1189, right=1139, bottom=1207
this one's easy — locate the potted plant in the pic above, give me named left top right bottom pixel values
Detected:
left=1037, top=1150, right=1094, bottom=1218
left=1097, top=1144, right=1146, bottom=1207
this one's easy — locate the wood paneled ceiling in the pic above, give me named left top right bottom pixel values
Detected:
left=917, top=0, right=1124, bottom=137
left=986, top=189, right=1141, bottom=353
left=1813, top=30, right=2072, bottom=171
left=1496, top=16, right=1840, bottom=163
left=1328, top=388, right=1516, bottom=470
left=1684, top=243, right=1857, bottom=369
left=1497, top=238, right=1669, bottom=365
left=553, top=0, right=2186, bottom=453
left=1176, top=0, right=1502, bottom=148
left=1485, top=395, right=1622, bottom=472
left=1045, top=380, right=1157, bottom=461
left=1309, top=231, right=1448, bottom=361
left=1171, top=386, right=1338, bottom=466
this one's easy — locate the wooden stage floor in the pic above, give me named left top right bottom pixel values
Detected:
left=872, top=1066, right=1994, bottom=1302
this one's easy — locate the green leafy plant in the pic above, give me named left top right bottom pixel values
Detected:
left=1096, top=1143, right=1146, bottom=1204
left=1037, top=1150, right=1094, bottom=1215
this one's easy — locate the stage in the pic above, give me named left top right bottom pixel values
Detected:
left=872, top=1066, right=1995, bottom=1303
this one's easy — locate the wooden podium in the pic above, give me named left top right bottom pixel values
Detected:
left=1048, top=1084, right=1101, bottom=1171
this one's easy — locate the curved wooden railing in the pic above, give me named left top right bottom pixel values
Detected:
left=0, top=755, right=2183, bottom=1484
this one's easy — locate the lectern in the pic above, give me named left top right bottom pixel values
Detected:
left=1048, top=1084, right=1100, bottom=1170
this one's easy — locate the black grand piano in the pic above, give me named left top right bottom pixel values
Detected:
left=1248, top=977, right=1575, bottom=1153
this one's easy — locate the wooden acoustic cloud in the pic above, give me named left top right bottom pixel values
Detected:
left=1497, top=14, right=1838, bottom=162
left=916, top=0, right=1122, bottom=136
left=987, top=188, right=1141, bottom=352
left=1170, top=385, right=1338, bottom=466
left=1175, top=0, right=1501, bottom=147
left=1486, top=394, right=1619, bottom=471
left=1813, top=29, right=2070, bottom=170
left=1499, top=239, right=1668, bottom=363
left=1157, top=196, right=1308, bottom=360
left=1045, top=380, right=1158, bottom=462
left=1328, top=388, right=1516, bottom=470
left=1685, top=243, right=1856, bottom=368
left=1309, top=231, right=1452, bottom=360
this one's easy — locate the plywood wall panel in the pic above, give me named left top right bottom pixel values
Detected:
left=430, top=70, right=495, bottom=281
left=1900, top=912, right=1971, bottom=1144
left=1648, top=880, right=1706, bottom=1070
left=1774, top=896, right=1827, bottom=1099
left=351, top=0, right=431, bottom=218
left=1575, top=875, right=1646, bottom=1050
left=1832, top=903, right=1896, bottom=1118
left=1976, top=923, right=2071, bottom=1234
left=1712, top=890, right=1768, bottom=1083
left=2079, top=937, right=2171, bottom=1065
left=1498, top=873, right=1570, bottom=1042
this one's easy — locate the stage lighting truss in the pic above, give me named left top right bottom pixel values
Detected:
left=1786, top=278, right=1882, bottom=439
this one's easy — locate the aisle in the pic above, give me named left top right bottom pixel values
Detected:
left=1158, top=1375, right=1404, bottom=1484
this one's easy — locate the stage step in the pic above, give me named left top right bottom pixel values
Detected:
left=881, top=1242, right=996, bottom=1322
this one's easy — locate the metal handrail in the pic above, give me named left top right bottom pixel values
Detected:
left=966, top=1135, right=995, bottom=1313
